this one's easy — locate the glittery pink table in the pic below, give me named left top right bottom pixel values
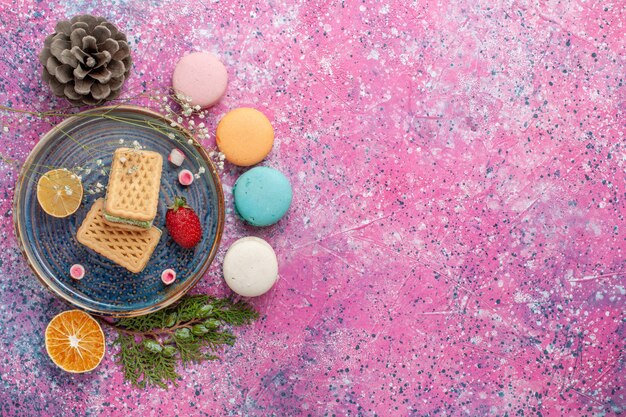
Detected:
left=0, top=1, right=624, bottom=416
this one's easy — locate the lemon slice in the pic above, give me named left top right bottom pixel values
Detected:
left=36, top=168, right=83, bottom=217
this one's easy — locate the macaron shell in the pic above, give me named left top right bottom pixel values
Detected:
left=216, top=108, right=274, bottom=166
left=172, top=52, right=228, bottom=108
left=223, top=237, right=278, bottom=297
left=233, top=166, right=293, bottom=227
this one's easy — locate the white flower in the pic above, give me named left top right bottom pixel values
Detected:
left=194, top=105, right=201, bottom=111
left=198, top=123, right=205, bottom=128
left=194, top=173, right=200, bottom=179
left=198, top=167, right=205, bottom=174
left=96, top=182, right=104, bottom=188
left=171, top=122, right=177, bottom=127
left=96, top=159, right=102, bottom=166
left=168, top=133, right=176, bottom=139
left=119, top=138, right=124, bottom=143
left=2, top=126, right=9, bottom=133
left=187, top=139, right=193, bottom=144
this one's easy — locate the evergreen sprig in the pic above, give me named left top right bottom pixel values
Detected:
left=110, top=295, right=259, bottom=389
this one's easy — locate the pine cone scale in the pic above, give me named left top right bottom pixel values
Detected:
left=45, top=57, right=60, bottom=75
left=59, top=49, right=79, bottom=66
left=90, top=67, right=112, bottom=83
left=113, top=42, right=129, bottom=61
left=82, top=36, right=98, bottom=53
left=40, top=14, right=132, bottom=106
left=91, top=83, right=111, bottom=100
left=70, top=28, right=87, bottom=47
left=64, top=83, right=81, bottom=100
left=70, top=46, right=88, bottom=64
left=92, top=26, right=112, bottom=43
left=73, top=65, right=90, bottom=80
left=50, top=38, right=70, bottom=57
left=100, top=39, right=120, bottom=55
left=55, top=21, right=72, bottom=35
left=74, top=78, right=93, bottom=95
left=55, top=64, right=73, bottom=83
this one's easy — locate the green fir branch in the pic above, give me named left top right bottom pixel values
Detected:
left=107, top=295, right=258, bottom=389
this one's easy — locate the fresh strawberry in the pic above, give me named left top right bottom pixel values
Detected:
left=165, top=196, right=202, bottom=248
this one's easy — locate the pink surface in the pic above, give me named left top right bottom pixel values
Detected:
left=173, top=51, right=228, bottom=108
left=0, top=1, right=624, bottom=416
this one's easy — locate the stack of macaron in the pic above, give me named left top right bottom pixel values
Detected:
left=173, top=51, right=292, bottom=297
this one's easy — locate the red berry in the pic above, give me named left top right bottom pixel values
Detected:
left=165, top=196, right=202, bottom=248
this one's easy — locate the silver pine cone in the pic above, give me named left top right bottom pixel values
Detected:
left=38, top=15, right=132, bottom=106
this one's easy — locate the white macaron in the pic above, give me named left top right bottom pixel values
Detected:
left=222, top=236, right=278, bottom=297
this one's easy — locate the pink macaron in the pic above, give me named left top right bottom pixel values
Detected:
left=172, top=52, right=228, bottom=109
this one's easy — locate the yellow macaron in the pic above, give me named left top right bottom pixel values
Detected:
left=216, top=108, right=274, bottom=166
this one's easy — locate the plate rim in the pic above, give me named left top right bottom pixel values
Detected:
left=12, top=104, right=225, bottom=317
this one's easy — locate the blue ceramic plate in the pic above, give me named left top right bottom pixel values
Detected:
left=13, top=105, right=224, bottom=317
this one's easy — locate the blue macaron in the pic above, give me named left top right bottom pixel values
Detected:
left=233, top=166, right=293, bottom=227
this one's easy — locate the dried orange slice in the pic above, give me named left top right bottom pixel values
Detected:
left=45, top=310, right=105, bottom=373
left=36, top=168, right=83, bottom=217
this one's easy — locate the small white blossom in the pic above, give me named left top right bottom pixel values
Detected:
left=198, top=167, right=205, bottom=174
left=187, top=139, right=193, bottom=144
left=168, top=133, right=176, bottom=139
left=96, top=159, right=102, bottom=166
left=194, top=173, right=200, bottom=179
left=2, top=126, right=8, bottom=133
left=119, top=138, right=124, bottom=143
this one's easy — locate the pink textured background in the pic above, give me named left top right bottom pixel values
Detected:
left=0, top=0, right=625, bottom=416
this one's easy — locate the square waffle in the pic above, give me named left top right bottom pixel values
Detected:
left=77, top=199, right=162, bottom=273
left=104, top=148, right=163, bottom=230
